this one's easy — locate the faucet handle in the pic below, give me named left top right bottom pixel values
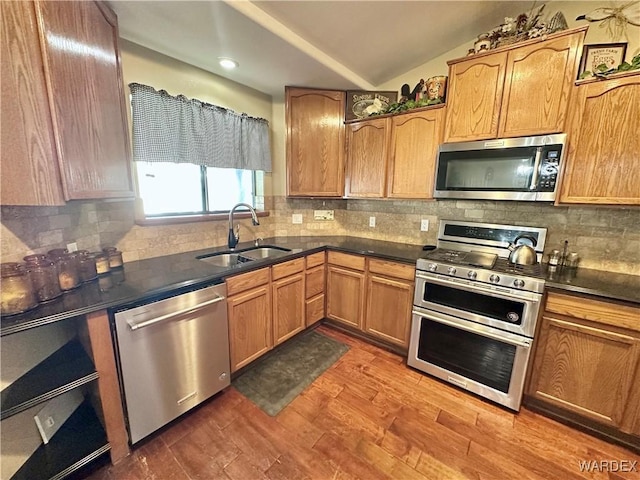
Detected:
left=254, top=237, right=263, bottom=246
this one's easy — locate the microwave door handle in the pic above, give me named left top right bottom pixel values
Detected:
left=529, top=148, right=543, bottom=190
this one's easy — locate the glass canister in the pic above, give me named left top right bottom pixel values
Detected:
left=1, top=262, right=38, bottom=315
left=76, top=250, right=98, bottom=282
left=102, top=247, right=124, bottom=268
left=94, top=252, right=111, bottom=275
left=23, top=254, right=62, bottom=302
left=50, top=252, right=80, bottom=291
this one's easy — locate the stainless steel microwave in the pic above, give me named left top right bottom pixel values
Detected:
left=433, top=134, right=566, bottom=201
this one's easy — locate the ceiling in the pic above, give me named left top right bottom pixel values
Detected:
left=109, top=1, right=526, bottom=98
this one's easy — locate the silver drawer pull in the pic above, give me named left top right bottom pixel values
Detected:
left=127, top=295, right=225, bottom=331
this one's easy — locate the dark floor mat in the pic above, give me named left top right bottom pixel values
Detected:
left=232, top=329, right=349, bottom=416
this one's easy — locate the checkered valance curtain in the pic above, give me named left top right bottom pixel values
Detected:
left=129, top=83, right=271, bottom=172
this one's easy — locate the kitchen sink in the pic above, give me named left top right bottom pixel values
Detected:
left=197, top=253, right=250, bottom=267
left=197, top=245, right=292, bottom=266
left=236, top=246, right=291, bottom=261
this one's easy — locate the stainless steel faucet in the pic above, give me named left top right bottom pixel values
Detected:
left=228, top=203, right=259, bottom=250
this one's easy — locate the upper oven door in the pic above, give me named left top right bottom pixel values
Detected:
left=414, top=271, right=541, bottom=337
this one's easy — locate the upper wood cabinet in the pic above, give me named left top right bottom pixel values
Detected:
left=387, top=107, right=445, bottom=199
left=558, top=73, right=640, bottom=205
left=528, top=292, right=640, bottom=442
left=286, top=87, right=346, bottom=197
left=1, top=1, right=134, bottom=206
left=444, top=51, right=508, bottom=143
left=1, top=1, right=64, bottom=205
left=444, top=27, right=586, bottom=143
left=345, top=106, right=445, bottom=199
left=345, top=118, right=389, bottom=197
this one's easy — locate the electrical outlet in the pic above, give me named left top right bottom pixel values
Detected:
left=420, top=219, right=429, bottom=232
left=313, top=210, right=334, bottom=221
left=369, top=216, right=376, bottom=228
left=66, top=242, right=78, bottom=252
left=292, top=214, right=303, bottom=224
left=34, top=389, right=83, bottom=444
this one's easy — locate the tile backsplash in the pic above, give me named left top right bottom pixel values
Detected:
left=2, top=197, right=638, bottom=275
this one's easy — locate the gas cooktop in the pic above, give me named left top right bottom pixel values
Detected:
left=416, top=220, right=548, bottom=294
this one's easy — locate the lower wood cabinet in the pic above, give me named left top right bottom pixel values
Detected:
left=364, top=259, right=414, bottom=348
left=272, top=258, right=305, bottom=346
left=326, top=252, right=366, bottom=329
left=305, top=252, right=326, bottom=326
left=226, top=268, right=273, bottom=372
left=527, top=291, right=640, bottom=443
left=326, top=252, right=415, bottom=349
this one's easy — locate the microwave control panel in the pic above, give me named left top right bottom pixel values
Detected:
left=538, top=148, right=561, bottom=191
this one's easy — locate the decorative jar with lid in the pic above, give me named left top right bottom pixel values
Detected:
left=102, top=247, right=124, bottom=268
left=1, top=262, right=37, bottom=315
left=23, top=254, right=62, bottom=302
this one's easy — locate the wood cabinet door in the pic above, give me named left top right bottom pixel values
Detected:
left=364, top=274, right=413, bottom=348
left=326, top=265, right=364, bottom=329
left=559, top=74, right=640, bottom=205
left=272, top=272, right=305, bottom=345
left=227, top=285, right=272, bottom=372
left=286, top=87, right=345, bottom=197
left=387, top=107, right=445, bottom=199
left=443, top=51, right=508, bottom=142
left=1, top=1, right=65, bottom=206
left=36, top=1, right=134, bottom=200
left=529, top=315, right=640, bottom=428
left=498, top=31, right=583, bottom=138
left=345, top=118, right=389, bottom=197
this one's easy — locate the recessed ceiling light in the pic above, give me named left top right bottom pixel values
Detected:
left=218, top=57, right=238, bottom=70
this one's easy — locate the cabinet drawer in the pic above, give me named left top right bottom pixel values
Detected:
left=368, top=258, right=415, bottom=281
left=327, top=251, right=365, bottom=271
left=306, top=265, right=325, bottom=298
left=272, top=258, right=304, bottom=280
left=306, top=294, right=325, bottom=326
left=306, top=251, right=325, bottom=269
left=545, top=292, right=640, bottom=333
left=226, top=268, right=270, bottom=296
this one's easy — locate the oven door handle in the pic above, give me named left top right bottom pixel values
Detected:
left=415, top=272, right=540, bottom=302
left=412, top=309, right=532, bottom=348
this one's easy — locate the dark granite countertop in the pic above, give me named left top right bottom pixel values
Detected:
left=542, top=264, right=640, bottom=305
left=2, top=236, right=638, bottom=335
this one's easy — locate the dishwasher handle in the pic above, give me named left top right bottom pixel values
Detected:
left=127, top=294, right=225, bottom=331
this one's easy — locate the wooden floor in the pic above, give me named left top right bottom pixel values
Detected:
left=86, top=325, right=640, bottom=480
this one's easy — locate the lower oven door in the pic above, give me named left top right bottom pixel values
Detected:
left=414, top=272, right=541, bottom=337
left=407, top=307, right=532, bottom=411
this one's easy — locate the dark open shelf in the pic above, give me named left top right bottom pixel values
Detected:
left=1, top=340, right=98, bottom=420
left=11, top=399, right=110, bottom=480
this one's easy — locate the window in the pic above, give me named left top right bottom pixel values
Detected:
left=128, top=83, right=271, bottom=221
left=136, top=162, right=260, bottom=217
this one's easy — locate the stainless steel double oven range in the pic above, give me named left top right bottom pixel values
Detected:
left=408, top=220, right=547, bottom=411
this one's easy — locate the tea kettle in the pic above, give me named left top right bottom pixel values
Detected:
left=508, top=234, right=538, bottom=265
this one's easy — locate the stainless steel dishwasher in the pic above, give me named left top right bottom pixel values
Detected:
left=113, top=283, right=230, bottom=444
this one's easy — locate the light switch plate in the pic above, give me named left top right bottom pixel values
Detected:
left=420, top=219, right=429, bottom=231
left=292, top=214, right=303, bottom=224
left=369, top=216, right=376, bottom=228
left=34, top=389, right=83, bottom=444
left=314, top=210, right=334, bottom=221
